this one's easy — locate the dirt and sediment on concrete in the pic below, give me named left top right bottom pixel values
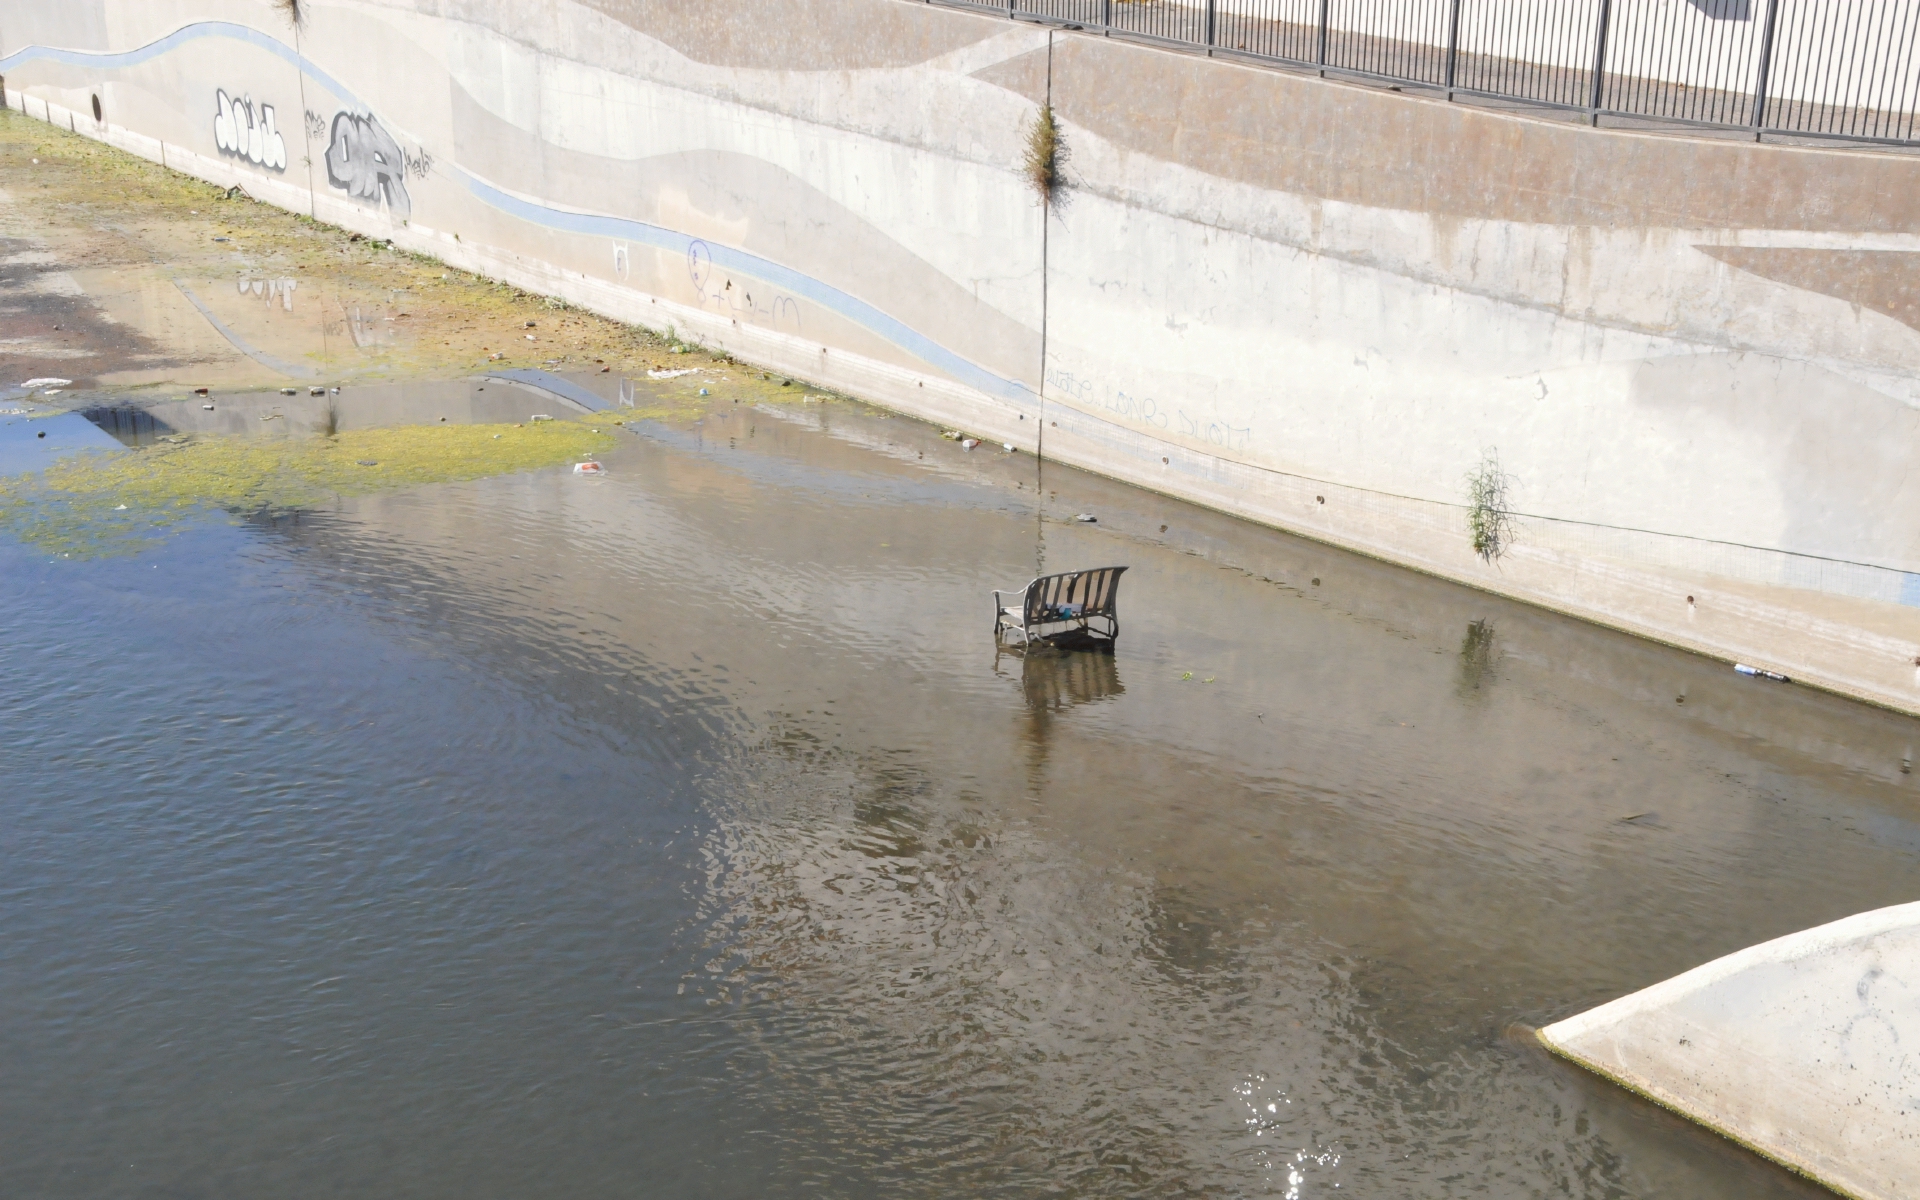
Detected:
left=0, top=106, right=858, bottom=553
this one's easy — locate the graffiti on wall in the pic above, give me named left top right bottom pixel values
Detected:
left=323, top=111, right=412, bottom=220
left=213, top=89, right=288, bottom=172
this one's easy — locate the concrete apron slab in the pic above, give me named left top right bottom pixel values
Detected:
left=1538, top=901, right=1920, bottom=1200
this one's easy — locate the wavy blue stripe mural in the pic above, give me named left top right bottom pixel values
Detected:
left=0, top=21, right=1032, bottom=405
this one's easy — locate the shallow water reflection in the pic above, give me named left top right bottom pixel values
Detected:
left=2, top=394, right=1914, bottom=1198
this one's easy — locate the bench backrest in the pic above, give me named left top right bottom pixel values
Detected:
left=1023, top=566, right=1127, bottom=625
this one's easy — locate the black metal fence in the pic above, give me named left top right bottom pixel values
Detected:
left=929, top=0, right=1920, bottom=146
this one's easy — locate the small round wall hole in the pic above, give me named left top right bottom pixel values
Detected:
left=91, top=94, right=102, bottom=122
left=1315, top=495, right=1325, bottom=504
left=1687, top=595, right=1695, bottom=604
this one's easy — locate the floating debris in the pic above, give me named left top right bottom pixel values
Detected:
left=572, top=461, right=604, bottom=475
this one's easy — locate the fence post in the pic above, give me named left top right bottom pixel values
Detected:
left=1317, top=0, right=1330, bottom=76
left=1102, top=0, right=1111, bottom=34
left=1588, top=0, right=1614, bottom=126
left=1206, top=0, right=1217, bottom=52
left=1751, top=0, right=1783, bottom=141
left=1445, top=0, right=1462, bottom=99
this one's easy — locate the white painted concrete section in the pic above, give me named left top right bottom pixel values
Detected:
left=1539, top=901, right=1920, bottom=1200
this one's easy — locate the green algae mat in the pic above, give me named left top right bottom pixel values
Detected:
left=0, top=420, right=615, bottom=557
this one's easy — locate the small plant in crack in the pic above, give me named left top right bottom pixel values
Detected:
left=1023, top=104, right=1068, bottom=208
left=1465, top=447, right=1515, bottom=563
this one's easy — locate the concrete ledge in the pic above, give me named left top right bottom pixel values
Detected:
left=1539, top=901, right=1920, bottom=1200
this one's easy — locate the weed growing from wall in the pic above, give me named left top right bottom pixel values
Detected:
left=276, top=0, right=303, bottom=25
left=1465, top=448, right=1515, bottom=563
left=1023, top=104, right=1068, bottom=208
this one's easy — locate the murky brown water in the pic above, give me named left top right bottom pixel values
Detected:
left=4, top=391, right=1916, bottom=1198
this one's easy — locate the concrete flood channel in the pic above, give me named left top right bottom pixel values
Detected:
left=4, top=110, right=1919, bottom=1200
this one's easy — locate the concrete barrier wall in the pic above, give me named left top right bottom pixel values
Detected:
left=6, top=0, right=1920, bottom=711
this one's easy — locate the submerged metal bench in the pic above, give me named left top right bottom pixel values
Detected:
left=993, top=566, right=1128, bottom=650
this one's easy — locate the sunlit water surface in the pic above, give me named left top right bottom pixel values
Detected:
left=5, top=398, right=1917, bottom=1199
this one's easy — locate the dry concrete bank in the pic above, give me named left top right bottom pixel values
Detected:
left=6, top=0, right=1920, bottom=710
left=1540, top=902, right=1920, bottom=1200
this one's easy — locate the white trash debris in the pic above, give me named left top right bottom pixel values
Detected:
left=1734, top=663, right=1791, bottom=683
left=941, top=430, right=961, bottom=440
left=1075, top=513, right=1098, bottom=522
left=698, top=387, right=709, bottom=396
left=1003, top=443, right=1015, bottom=452
left=648, top=368, right=700, bottom=380
left=573, top=461, right=604, bottom=475
left=529, top=414, right=553, bottom=422
left=21, top=378, right=71, bottom=388
left=960, top=438, right=980, bottom=450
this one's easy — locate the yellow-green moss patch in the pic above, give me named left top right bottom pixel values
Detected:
left=0, top=420, right=615, bottom=557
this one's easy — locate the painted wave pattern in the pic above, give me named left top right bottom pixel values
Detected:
left=0, top=21, right=1029, bottom=405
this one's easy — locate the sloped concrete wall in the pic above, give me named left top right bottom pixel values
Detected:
left=6, top=0, right=1920, bottom=710
left=1539, top=901, right=1920, bottom=1200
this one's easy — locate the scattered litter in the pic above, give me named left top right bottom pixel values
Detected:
left=1003, top=443, right=1015, bottom=452
left=524, top=334, right=536, bottom=341
left=647, top=368, right=699, bottom=380
left=202, top=404, right=215, bottom=411
left=280, top=387, right=297, bottom=396
left=42, top=390, right=61, bottom=396
left=329, top=387, right=340, bottom=394
left=573, top=461, right=604, bottom=474
left=1734, top=663, right=1791, bottom=683
left=529, top=414, right=553, bottom=422
left=1075, top=513, right=1098, bottom=522
left=698, top=387, right=709, bottom=396
left=193, top=388, right=209, bottom=396
left=309, top=386, right=325, bottom=395
left=356, top=459, right=378, bottom=466
left=260, top=413, right=281, bottom=421
left=114, top=504, right=127, bottom=511
left=941, top=430, right=961, bottom=440
left=21, top=377, right=71, bottom=388
left=960, top=438, right=980, bottom=450
left=212, top=236, right=229, bottom=243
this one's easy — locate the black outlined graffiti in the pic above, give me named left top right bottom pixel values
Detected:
left=213, top=89, right=288, bottom=171
left=324, top=111, right=411, bottom=220
left=687, top=239, right=801, bottom=331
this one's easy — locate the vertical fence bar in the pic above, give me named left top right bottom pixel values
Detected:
left=1588, top=0, right=1614, bottom=125
left=1206, top=0, right=1217, bottom=50
left=1444, top=0, right=1462, bottom=96
left=1317, top=0, right=1330, bottom=75
left=1751, top=0, right=1783, bottom=140
left=1101, top=0, right=1110, bottom=35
